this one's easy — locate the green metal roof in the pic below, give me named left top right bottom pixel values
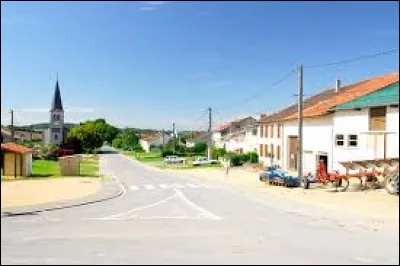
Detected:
left=333, top=82, right=399, bottom=110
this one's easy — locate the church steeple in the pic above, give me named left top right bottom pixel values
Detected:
left=51, top=77, right=63, bottom=111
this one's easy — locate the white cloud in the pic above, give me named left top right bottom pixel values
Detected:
left=140, top=6, right=158, bottom=11
left=139, top=1, right=168, bottom=11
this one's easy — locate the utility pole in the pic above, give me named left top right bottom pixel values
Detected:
left=10, top=110, right=16, bottom=178
left=297, top=64, right=304, bottom=183
left=10, top=110, right=14, bottom=142
left=172, top=122, right=176, bottom=154
left=208, top=107, right=212, bottom=160
left=162, top=128, right=165, bottom=146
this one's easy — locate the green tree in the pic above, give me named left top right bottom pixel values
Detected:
left=68, top=120, right=103, bottom=153
left=193, top=141, right=207, bottom=154
left=112, top=128, right=143, bottom=151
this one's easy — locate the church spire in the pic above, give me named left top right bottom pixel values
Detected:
left=51, top=76, right=63, bottom=111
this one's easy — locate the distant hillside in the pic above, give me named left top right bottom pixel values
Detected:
left=8, top=123, right=78, bottom=132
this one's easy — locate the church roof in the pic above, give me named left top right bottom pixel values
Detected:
left=51, top=80, right=63, bottom=111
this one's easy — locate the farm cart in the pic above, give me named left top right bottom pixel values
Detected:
left=303, top=160, right=352, bottom=192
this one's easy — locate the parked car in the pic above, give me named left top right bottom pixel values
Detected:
left=259, top=167, right=301, bottom=187
left=192, top=157, right=219, bottom=166
left=164, top=155, right=185, bottom=164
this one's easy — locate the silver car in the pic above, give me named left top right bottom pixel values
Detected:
left=164, top=155, right=185, bottom=164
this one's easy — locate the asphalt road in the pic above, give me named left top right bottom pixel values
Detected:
left=1, top=150, right=399, bottom=265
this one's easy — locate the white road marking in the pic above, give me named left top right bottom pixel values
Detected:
left=173, top=189, right=221, bottom=220
left=186, top=183, right=200, bottom=188
left=85, top=189, right=221, bottom=221
left=143, top=184, right=155, bottom=190
left=128, top=183, right=211, bottom=191
left=94, top=193, right=177, bottom=220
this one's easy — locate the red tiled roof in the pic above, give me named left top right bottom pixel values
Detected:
left=212, top=116, right=250, bottom=132
left=1, top=143, right=33, bottom=154
left=284, top=72, right=399, bottom=120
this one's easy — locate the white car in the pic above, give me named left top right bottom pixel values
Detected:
left=192, top=157, right=219, bottom=166
left=164, top=155, right=185, bottom=164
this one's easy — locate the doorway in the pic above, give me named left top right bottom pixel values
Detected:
left=316, top=154, right=328, bottom=173
left=288, top=136, right=299, bottom=170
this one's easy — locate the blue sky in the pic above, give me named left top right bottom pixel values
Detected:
left=1, top=1, right=399, bottom=130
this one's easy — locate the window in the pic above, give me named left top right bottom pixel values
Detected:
left=54, top=134, right=58, bottom=140
left=264, top=144, right=268, bottom=157
left=260, top=125, right=264, bottom=137
left=252, top=128, right=257, bottom=136
left=270, top=144, right=274, bottom=158
left=271, top=125, right=274, bottom=138
left=369, top=106, right=386, bottom=131
left=277, top=124, right=281, bottom=138
left=335, top=134, right=344, bottom=146
left=348, top=134, right=358, bottom=147
left=259, top=144, right=263, bottom=157
left=265, top=125, right=269, bottom=138
left=276, top=145, right=281, bottom=160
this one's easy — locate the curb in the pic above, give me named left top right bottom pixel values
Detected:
left=1, top=178, right=124, bottom=218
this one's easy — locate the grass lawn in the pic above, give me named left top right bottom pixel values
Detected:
left=1, top=156, right=100, bottom=181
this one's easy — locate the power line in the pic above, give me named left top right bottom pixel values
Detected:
left=218, top=68, right=296, bottom=111
left=304, top=48, right=399, bottom=69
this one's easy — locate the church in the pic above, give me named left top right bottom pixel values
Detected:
left=43, top=79, right=67, bottom=146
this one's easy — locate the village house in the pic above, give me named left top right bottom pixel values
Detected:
left=1, top=142, right=33, bottom=177
left=276, top=72, right=399, bottom=175
left=329, top=81, right=399, bottom=172
left=185, top=133, right=209, bottom=148
left=212, top=116, right=257, bottom=153
left=139, top=132, right=170, bottom=152
left=1, top=125, right=43, bottom=143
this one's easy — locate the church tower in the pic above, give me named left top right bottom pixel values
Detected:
left=49, top=78, right=64, bottom=145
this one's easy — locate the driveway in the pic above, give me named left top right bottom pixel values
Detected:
left=1, top=151, right=399, bottom=265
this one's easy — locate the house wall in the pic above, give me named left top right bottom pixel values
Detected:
left=258, top=123, right=284, bottom=167
left=387, top=105, right=399, bottom=158
left=3, top=153, right=30, bottom=176
left=332, top=106, right=399, bottom=172
left=283, top=115, right=333, bottom=174
left=139, top=140, right=151, bottom=152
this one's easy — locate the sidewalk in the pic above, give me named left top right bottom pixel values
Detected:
left=168, top=166, right=399, bottom=222
left=1, top=177, right=124, bottom=217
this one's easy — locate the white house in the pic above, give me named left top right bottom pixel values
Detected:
left=139, top=132, right=170, bottom=152
left=279, top=72, right=399, bottom=175
left=212, top=116, right=257, bottom=153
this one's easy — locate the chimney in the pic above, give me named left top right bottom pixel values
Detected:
left=335, top=77, right=341, bottom=93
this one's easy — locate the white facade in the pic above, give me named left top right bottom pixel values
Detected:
left=279, top=105, right=399, bottom=175
left=282, top=115, right=334, bottom=174
left=140, top=133, right=170, bottom=152
left=224, top=126, right=258, bottom=153
left=258, top=123, right=284, bottom=167
left=332, top=105, right=399, bottom=173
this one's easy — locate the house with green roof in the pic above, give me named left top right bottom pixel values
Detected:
left=330, top=81, right=399, bottom=170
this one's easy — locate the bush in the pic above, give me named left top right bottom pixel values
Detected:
left=225, top=151, right=259, bottom=166
left=247, top=152, right=259, bottom=163
left=213, top=147, right=227, bottom=159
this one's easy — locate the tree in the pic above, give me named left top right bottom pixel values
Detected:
left=193, top=141, right=207, bottom=154
left=112, top=128, right=143, bottom=151
left=68, top=120, right=104, bottom=153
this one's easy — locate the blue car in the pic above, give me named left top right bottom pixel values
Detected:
left=259, top=168, right=301, bottom=187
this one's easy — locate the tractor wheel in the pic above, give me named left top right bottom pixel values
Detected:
left=334, top=178, right=349, bottom=192
left=385, top=173, right=399, bottom=195
left=302, top=177, right=310, bottom=189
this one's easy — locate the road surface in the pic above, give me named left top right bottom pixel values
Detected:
left=1, top=150, right=399, bottom=265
